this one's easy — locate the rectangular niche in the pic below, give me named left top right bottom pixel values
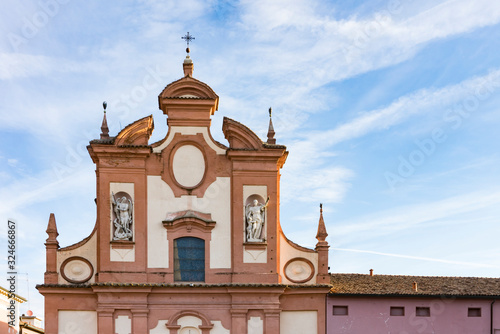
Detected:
left=110, top=182, right=135, bottom=262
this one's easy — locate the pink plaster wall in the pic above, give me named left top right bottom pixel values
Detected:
left=328, top=296, right=500, bottom=334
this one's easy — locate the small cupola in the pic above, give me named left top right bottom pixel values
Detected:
left=158, top=33, right=219, bottom=127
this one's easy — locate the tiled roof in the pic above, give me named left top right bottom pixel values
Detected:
left=330, top=273, right=500, bottom=297
left=37, top=282, right=331, bottom=289
left=163, top=96, right=215, bottom=100
left=89, top=137, right=115, bottom=144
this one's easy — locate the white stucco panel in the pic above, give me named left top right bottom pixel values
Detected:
left=211, top=320, right=230, bottom=334
left=110, top=247, right=135, bottom=262
left=280, top=311, right=317, bottom=334
left=178, top=315, right=202, bottom=328
left=149, top=319, right=230, bottom=334
left=110, top=182, right=135, bottom=198
left=172, top=145, right=206, bottom=188
left=248, top=316, right=263, bottom=334
left=279, top=233, right=318, bottom=285
left=115, top=315, right=132, bottom=334
left=243, top=185, right=267, bottom=203
left=197, top=177, right=231, bottom=268
left=147, top=176, right=231, bottom=269
left=153, top=126, right=226, bottom=155
left=243, top=248, right=267, bottom=263
left=150, top=320, right=169, bottom=334
left=147, top=176, right=173, bottom=268
left=58, top=310, right=97, bottom=334
left=57, top=231, right=97, bottom=284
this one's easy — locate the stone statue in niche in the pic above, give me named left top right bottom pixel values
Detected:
left=245, top=197, right=269, bottom=242
left=112, top=192, right=133, bottom=241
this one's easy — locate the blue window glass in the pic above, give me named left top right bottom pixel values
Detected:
left=174, top=237, right=205, bottom=282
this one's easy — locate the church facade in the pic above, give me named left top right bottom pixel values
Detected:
left=37, top=54, right=330, bottom=334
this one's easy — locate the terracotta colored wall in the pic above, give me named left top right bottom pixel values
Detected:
left=327, top=296, right=499, bottom=334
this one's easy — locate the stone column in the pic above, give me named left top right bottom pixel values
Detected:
left=231, top=309, right=248, bottom=334
left=132, top=309, right=149, bottom=333
left=264, top=310, right=280, bottom=334
left=97, top=309, right=114, bottom=334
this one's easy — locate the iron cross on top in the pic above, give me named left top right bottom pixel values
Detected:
left=182, top=32, right=195, bottom=53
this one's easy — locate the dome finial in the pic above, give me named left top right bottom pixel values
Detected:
left=182, top=32, right=195, bottom=77
left=182, top=32, right=195, bottom=55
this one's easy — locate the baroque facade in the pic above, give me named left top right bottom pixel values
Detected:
left=37, top=54, right=330, bottom=334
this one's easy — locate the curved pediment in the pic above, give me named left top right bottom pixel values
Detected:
left=222, top=117, right=263, bottom=149
left=114, top=115, right=154, bottom=146
left=162, top=210, right=216, bottom=232
left=158, top=77, right=219, bottom=122
left=159, top=76, right=219, bottom=101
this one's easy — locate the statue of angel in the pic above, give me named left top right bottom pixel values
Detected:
left=112, top=192, right=133, bottom=240
left=245, top=197, right=269, bottom=242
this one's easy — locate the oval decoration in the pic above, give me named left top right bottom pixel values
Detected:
left=60, top=256, right=94, bottom=284
left=172, top=144, right=206, bottom=188
left=284, top=258, right=315, bottom=283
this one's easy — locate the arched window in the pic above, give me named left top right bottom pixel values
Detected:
left=174, top=237, right=205, bottom=282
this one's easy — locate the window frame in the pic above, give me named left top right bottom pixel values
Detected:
left=416, top=307, right=431, bottom=317
left=468, top=307, right=482, bottom=317
left=390, top=306, right=405, bottom=316
left=332, top=305, right=349, bottom=316
left=174, top=236, right=205, bottom=282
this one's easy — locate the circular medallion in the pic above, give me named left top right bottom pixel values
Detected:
left=284, top=258, right=315, bottom=283
left=172, top=144, right=206, bottom=188
left=60, top=256, right=94, bottom=284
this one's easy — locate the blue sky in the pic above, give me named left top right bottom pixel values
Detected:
left=2, top=0, right=500, bottom=321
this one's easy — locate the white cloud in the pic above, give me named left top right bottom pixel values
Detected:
left=333, top=189, right=500, bottom=238
left=303, top=68, right=500, bottom=148
left=206, top=0, right=500, bottom=151
left=335, top=247, right=500, bottom=268
left=0, top=52, right=108, bottom=80
left=7, top=158, right=18, bottom=167
left=281, top=166, right=354, bottom=205
left=231, top=0, right=500, bottom=87
left=0, top=167, right=95, bottom=220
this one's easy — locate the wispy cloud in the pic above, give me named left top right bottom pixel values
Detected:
left=333, top=189, right=500, bottom=238
left=0, top=53, right=107, bottom=80
left=281, top=166, right=354, bottom=205
left=304, top=68, right=500, bottom=147
left=0, top=167, right=95, bottom=225
left=335, top=247, right=500, bottom=268
left=236, top=0, right=500, bottom=84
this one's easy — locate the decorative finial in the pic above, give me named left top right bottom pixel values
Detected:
left=316, top=203, right=328, bottom=243
left=100, top=101, right=109, bottom=139
left=182, top=32, right=195, bottom=76
left=45, top=213, right=59, bottom=245
left=267, top=107, right=276, bottom=144
left=182, top=32, right=195, bottom=54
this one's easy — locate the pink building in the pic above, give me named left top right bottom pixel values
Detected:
left=328, top=273, right=500, bottom=334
